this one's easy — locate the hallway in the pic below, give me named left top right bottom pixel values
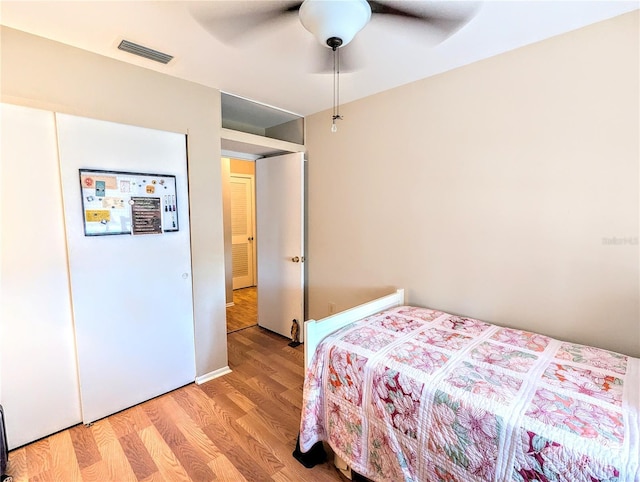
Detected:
left=226, top=287, right=257, bottom=333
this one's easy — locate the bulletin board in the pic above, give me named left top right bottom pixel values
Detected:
left=79, top=169, right=179, bottom=236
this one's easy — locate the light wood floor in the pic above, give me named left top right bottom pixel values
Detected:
left=6, top=326, right=344, bottom=482
left=226, top=287, right=257, bottom=333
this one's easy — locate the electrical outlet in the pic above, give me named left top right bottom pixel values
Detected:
left=329, top=302, right=336, bottom=315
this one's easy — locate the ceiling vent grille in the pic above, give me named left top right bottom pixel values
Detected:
left=117, top=40, right=173, bottom=64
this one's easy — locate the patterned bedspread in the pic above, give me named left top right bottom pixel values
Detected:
left=299, top=306, right=640, bottom=481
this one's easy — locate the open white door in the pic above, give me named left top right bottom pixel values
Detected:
left=256, top=153, right=305, bottom=341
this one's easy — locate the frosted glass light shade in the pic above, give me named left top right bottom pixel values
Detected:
left=299, top=0, right=372, bottom=48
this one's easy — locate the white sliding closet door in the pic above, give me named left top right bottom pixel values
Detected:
left=1, top=104, right=82, bottom=448
left=56, top=114, right=196, bottom=423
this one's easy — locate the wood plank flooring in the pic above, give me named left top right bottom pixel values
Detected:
left=6, top=326, right=344, bottom=482
left=226, top=287, right=258, bottom=333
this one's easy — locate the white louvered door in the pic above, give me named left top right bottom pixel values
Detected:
left=230, top=175, right=255, bottom=289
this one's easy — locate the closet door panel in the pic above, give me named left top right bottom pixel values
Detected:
left=0, top=103, right=82, bottom=448
left=56, top=114, right=196, bottom=423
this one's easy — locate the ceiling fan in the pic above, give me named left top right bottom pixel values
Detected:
left=299, top=0, right=471, bottom=51
left=194, top=1, right=475, bottom=62
left=193, top=0, right=476, bottom=130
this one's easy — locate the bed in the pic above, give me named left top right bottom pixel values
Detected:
left=297, top=289, right=640, bottom=481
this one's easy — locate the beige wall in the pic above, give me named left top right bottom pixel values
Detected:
left=221, top=157, right=234, bottom=305
left=1, top=27, right=228, bottom=377
left=306, top=12, right=639, bottom=357
left=231, top=159, right=256, bottom=176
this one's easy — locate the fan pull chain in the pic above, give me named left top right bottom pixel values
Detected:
left=331, top=46, right=342, bottom=133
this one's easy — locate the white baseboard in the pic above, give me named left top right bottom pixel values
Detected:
left=195, top=366, right=232, bottom=385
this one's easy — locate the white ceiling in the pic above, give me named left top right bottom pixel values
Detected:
left=1, top=1, right=637, bottom=117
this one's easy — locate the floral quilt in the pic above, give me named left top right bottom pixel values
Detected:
left=299, top=306, right=640, bottom=482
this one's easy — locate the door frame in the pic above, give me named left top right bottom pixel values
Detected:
left=221, top=128, right=306, bottom=330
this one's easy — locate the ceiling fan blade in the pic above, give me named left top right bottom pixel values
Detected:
left=368, top=1, right=478, bottom=38
left=368, top=0, right=431, bottom=19
left=190, top=1, right=302, bottom=46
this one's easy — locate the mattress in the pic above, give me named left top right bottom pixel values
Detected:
left=299, top=306, right=640, bottom=481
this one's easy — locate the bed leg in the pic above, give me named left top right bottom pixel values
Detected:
left=334, top=454, right=352, bottom=480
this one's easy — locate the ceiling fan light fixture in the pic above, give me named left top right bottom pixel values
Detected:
left=299, top=0, right=371, bottom=48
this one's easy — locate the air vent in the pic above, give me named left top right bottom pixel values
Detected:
left=117, top=40, right=173, bottom=64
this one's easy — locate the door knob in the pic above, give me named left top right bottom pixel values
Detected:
left=291, top=256, right=300, bottom=263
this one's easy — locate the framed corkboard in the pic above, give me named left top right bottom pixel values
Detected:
left=79, top=169, right=179, bottom=236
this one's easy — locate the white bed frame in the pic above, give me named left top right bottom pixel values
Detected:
left=302, top=288, right=405, bottom=478
left=303, top=288, right=405, bottom=370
